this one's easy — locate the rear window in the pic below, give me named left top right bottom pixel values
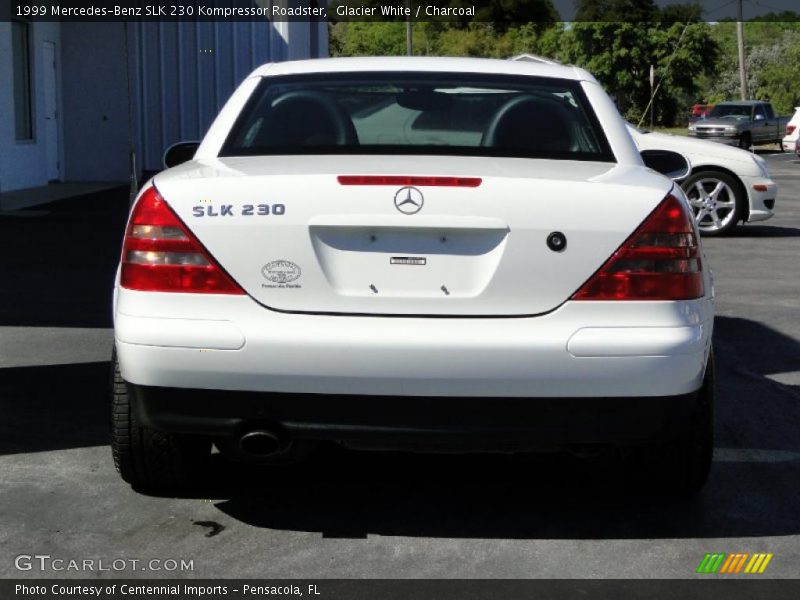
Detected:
left=220, top=72, right=615, bottom=162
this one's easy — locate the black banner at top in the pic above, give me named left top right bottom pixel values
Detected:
left=3, top=0, right=800, bottom=23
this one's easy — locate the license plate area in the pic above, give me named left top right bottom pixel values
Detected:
left=309, top=223, right=508, bottom=298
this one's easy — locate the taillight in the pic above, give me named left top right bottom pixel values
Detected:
left=572, top=193, right=704, bottom=301
left=120, top=186, right=244, bottom=294
left=787, top=125, right=796, bottom=135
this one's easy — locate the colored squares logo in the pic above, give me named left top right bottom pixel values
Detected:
left=696, top=553, right=773, bottom=574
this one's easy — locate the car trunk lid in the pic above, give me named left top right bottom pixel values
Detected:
left=154, top=155, right=672, bottom=316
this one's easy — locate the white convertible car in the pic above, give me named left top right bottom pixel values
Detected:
left=112, top=57, right=715, bottom=494
left=627, top=123, right=777, bottom=235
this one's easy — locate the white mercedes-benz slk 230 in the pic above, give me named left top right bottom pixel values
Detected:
left=112, top=57, right=715, bottom=494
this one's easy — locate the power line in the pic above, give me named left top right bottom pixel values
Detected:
left=745, top=0, right=788, bottom=15
left=637, top=22, right=692, bottom=129
left=704, top=0, right=738, bottom=17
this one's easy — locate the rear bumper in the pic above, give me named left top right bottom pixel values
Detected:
left=129, top=384, right=702, bottom=448
left=114, top=290, right=713, bottom=399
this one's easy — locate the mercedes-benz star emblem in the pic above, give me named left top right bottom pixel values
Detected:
left=394, top=186, right=424, bottom=215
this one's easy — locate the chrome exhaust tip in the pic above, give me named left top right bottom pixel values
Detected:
left=239, top=429, right=283, bottom=457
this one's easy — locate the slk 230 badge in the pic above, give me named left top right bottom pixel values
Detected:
left=192, top=203, right=286, bottom=217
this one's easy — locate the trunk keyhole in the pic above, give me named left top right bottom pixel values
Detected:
left=370, top=284, right=378, bottom=294
left=547, top=232, right=567, bottom=252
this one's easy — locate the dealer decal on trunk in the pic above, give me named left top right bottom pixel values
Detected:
left=261, top=260, right=302, bottom=289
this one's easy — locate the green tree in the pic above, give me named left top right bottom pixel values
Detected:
left=705, top=22, right=800, bottom=115
left=429, top=22, right=545, bottom=57
left=659, top=2, right=703, bottom=23
left=329, top=0, right=727, bottom=126
left=329, top=0, right=559, bottom=56
left=574, top=0, right=658, bottom=22
left=330, top=21, right=408, bottom=56
left=756, top=33, right=800, bottom=115
left=552, top=20, right=717, bottom=124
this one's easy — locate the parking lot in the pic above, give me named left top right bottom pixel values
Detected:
left=1, top=151, right=798, bottom=579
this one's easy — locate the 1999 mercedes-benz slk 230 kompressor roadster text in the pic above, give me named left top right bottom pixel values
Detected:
left=112, top=57, right=715, bottom=495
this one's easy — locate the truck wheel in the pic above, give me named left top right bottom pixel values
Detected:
left=627, top=351, right=714, bottom=496
left=111, top=353, right=210, bottom=491
left=682, top=170, right=744, bottom=236
left=738, top=132, right=752, bottom=150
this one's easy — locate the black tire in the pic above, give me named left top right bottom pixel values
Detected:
left=111, top=353, right=210, bottom=491
left=627, top=351, right=715, bottom=496
left=681, top=170, right=745, bottom=236
left=738, top=132, right=752, bottom=150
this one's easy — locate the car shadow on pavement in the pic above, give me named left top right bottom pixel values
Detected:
left=0, top=188, right=123, bottom=454
left=172, top=315, right=800, bottom=540
left=726, top=225, right=800, bottom=238
left=0, top=186, right=128, bottom=328
left=0, top=361, right=111, bottom=455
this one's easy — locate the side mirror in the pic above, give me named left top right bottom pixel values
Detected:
left=640, top=149, right=691, bottom=181
left=163, top=141, right=200, bottom=169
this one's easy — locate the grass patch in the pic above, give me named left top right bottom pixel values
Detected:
left=649, top=126, right=688, bottom=136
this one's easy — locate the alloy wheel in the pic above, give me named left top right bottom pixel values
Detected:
left=686, top=178, right=737, bottom=233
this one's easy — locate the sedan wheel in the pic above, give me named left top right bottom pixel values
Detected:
left=682, top=170, right=743, bottom=236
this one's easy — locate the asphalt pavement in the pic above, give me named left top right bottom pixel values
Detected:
left=1, top=152, right=799, bottom=579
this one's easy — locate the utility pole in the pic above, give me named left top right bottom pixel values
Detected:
left=406, top=0, right=413, bottom=56
left=649, top=64, right=655, bottom=129
left=737, top=0, right=747, bottom=100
